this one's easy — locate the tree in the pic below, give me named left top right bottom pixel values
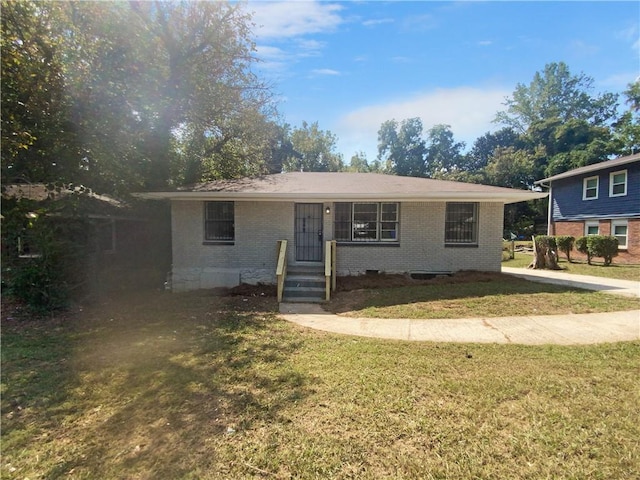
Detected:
left=347, top=152, right=371, bottom=172
left=283, top=121, right=343, bottom=172
left=127, top=1, right=273, bottom=188
left=525, top=117, right=612, bottom=178
left=424, top=124, right=465, bottom=177
left=2, top=1, right=274, bottom=193
left=465, top=128, right=522, bottom=172
left=495, top=62, right=618, bottom=132
left=377, top=118, right=426, bottom=176
left=610, top=80, right=640, bottom=156
left=483, top=147, right=535, bottom=189
left=1, top=1, right=75, bottom=185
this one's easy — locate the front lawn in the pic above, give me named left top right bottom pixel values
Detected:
left=2, top=291, right=639, bottom=479
left=503, top=252, right=640, bottom=281
left=327, top=272, right=640, bottom=319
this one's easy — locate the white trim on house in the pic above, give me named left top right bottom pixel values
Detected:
left=609, top=170, right=627, bottom=197
left=584, top=221, right=600, bottom=236
left=611, top=219, right=628, bottom=249
left=582, top=175, right=599, bottom=200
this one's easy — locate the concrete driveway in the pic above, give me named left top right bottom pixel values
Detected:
left=279, top=268, right=640, bottom=345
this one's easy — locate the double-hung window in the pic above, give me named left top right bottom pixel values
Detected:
left=204, top=201, right=234, bottom=242
left=611, top=220, right=628, bottom=249
left=445, top=202, right=478, bottom=245
left=334, top=202, right=399, bottom=242
left=583, top=176, right=598, bottom=200
left=609, top=170, right=627, bottom=197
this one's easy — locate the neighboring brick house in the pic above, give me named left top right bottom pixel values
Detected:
left=138, top=172, right=545, bottom=293
left=535, top=153, right=640, bottom=264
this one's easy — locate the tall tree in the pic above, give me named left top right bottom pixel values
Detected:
left=377, top=118, right=426, bottom=177
left=494, top=62, right=618, bottom=132
left=424, top=124, right=465, bottom=177
left=1, top=1, right=73, bottom=184
left=464, top=127, right=521, bottom=172
left=128, top=1, right=272, bottom=188
left=347, top=151, right=371, bottom=172
left=284, top=121, right=343, bottom=172
left=610, top=80, right=640, bottom=156
left=483, top=147, right=535, bottom=189
left=1, top=1, right=275, bottom=193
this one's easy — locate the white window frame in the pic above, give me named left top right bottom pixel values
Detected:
left=609, top=170, right=627, bottom=197
left=611, top=219, right=628, bottom=249
left=582, top=176, right=599, bottom=200
left=584, top=221, right=599, bottom=236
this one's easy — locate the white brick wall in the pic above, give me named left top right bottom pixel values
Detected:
left=334, top=202, right=504, bottom=275
left=170, top=200, right=505, bottom=290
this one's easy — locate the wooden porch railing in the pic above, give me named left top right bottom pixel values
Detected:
left=324, top=240, right=337, bottom=301
left=276, top=240, right=288, bottom=302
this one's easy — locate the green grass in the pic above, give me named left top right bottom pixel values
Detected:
left=2, top=291, right=639, bottom=479
left=328, top=274, right=640, bottom=319
left=503, top=251, right=640, bottom=281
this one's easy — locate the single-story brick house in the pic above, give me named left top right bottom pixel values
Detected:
left=137, top=172, right=546, bottom=295
left=535, top=153, right=640, bottom=264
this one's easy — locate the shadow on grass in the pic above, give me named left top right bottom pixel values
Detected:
left=1, top=290, right=311, bottom=479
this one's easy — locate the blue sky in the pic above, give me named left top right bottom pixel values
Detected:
left=247, top=1, right=640, bottom=162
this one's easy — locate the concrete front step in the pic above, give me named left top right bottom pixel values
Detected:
left=283, top=267, right=326, bottom=303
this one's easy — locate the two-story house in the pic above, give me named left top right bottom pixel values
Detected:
left=535, top=153, right=640, bottom=264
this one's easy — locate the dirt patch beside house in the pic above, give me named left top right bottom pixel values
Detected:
left=335, top=271, right=503, bottom=292
left=224, top=271, right=506, bottom=299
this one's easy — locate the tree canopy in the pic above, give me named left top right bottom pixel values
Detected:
left=1, top=0, right=277, bottom=193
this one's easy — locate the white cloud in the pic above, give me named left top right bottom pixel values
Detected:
left=335, top=86, right=510, bottom=157
left=401, top=13, right=437, bottom=32
left=311, top=68, right=341, bottom=76
left=597, top=72, right=639, bottom=90
left=362, top=18, right=394, bottom=27
left=568, top=39, right=600, bottom=57
left=249, top=1, right=344, bottom=39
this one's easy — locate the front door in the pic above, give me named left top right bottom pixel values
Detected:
left=295, top=203, right=323, bottom=262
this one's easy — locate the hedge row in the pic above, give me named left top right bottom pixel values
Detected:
left=554, top=235, right=619, bottom=266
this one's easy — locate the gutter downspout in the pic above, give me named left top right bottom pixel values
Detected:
left=538, top=180, right=553, bottom=235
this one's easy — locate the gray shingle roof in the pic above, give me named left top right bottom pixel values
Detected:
left=535, top=153, right=640, bottom=184
left=137, top=172, right=546, bottom=204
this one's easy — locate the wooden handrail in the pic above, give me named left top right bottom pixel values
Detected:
left=331, top=240, right=337, bottom=292
left=276, top=240, right=288, bottom=302
left=324, top=240, right=337, bottom=301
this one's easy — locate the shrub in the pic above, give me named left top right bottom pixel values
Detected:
left=575, top=236, right=590, bottom=263
left=575, top=235, right=618, bottom=266
left=555, top=235, right=575, bottom=262
left=1, top=199, right=91, bottom=313
left=587, top=235, right=619, bottom=266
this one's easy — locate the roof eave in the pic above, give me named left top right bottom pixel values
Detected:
left=134, top=191, right=547, bottom=204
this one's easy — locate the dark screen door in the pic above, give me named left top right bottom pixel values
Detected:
left=295, top=203, right=323, bottom=261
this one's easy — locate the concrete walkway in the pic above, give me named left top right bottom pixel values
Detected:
left=501, top=266, right=640, bottom=298
left=279, top=269, right=640, bottom=345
